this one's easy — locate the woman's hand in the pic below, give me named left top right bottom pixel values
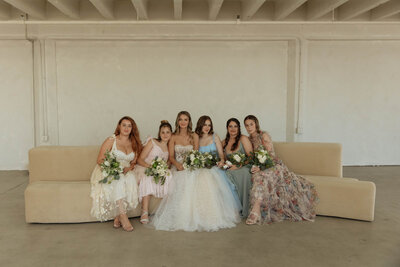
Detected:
left=176, top=163, right=184, bottom=171
left=123, top=167, right=131, bottom=174
left=217, top=160, right=224, bottom=168
left=251, top=165, right=260, bottom=174
left=229, top=165, right=239, bottom=171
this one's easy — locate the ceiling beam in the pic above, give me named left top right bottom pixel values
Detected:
left=307, top=0, right=349, bottom=20
left=241, top=0, right=266, bottom=20
left=338, top=0, right=390, bottom=20
left=0, top=1, right=11, bottom=19
left=131, top=0, right=148, bottom=20
left=48, top=0, right=80, bottom=19
left=3, top=0, right=46, bottom=19
left=89, top=0, right=114, bottom=19
left=371, top=0, right=400, bottom=20
left=174, top=0, right=182, bottom=20
left=208, top=0, right=224, bottom=20
left=275, top=0, right=308, bottom=20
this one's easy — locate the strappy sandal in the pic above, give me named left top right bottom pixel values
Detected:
left=140, top=211, right=149, bottom=224
left=119, top=214, right=134, bottom=232
left=113, top=217, right=121, bottom=229
left=246, top=211, right=261, bottom=225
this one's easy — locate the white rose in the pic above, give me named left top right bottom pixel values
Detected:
left=104, top=161, right=110, bottom=167
left=190, top=154, right=195, bottom=161
left=259, top=157, right=266, bottom=164
left=257, top=154, right=263, bottom=161
left=208, top=155, right=212, bottom=159
left=225, top=160, right=233, bottom=166
left=159, top=170, right=166, bottom=176
left=102, top=171, right=108, bottom=177
left=157, top=157, right=162, bottom=162
left=233, top=154, right=241, bottom=162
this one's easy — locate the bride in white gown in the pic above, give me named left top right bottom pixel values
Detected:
left=151, top=111, right=240, bottom=232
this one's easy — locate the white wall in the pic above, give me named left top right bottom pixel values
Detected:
left=0, top=23, right=399, bottom=169
left=300, top=40, right=400, bottom=165
left=0, top=40, right=34, bottom=170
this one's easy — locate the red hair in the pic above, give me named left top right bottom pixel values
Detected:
left=114, top=116, right=142, bottom=155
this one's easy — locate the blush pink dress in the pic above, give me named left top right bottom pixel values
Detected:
left=136, top=138, right=171, bottom=202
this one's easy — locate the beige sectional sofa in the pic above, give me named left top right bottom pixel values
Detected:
left=25, top=142, right=376, bottom=223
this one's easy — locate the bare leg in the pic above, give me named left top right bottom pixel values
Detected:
left=117, top=199, right=133, bottom=231
left=140, top=195, right=150, bottom=224
left=246, top=200, right=262, bottom=225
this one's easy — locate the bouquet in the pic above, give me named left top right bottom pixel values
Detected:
left=202, top=152, right=219, bottom=169
left=145, top=156, right=170, bottom=185
left=224, top=152, right=247, bottom=169
left=183, top=150, right=204, bottom=171
left=99, top=150, right=123, bottom=184
left=248, top=146, right=274, bottom=171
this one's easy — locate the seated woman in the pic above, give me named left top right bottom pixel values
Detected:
left=90, top=116, right=142, bottom=232
left=223, top=118, right=253, bottom=218
left=244, top=115, right=319, bottom=225
left=136, top=120, right=173, bottom=224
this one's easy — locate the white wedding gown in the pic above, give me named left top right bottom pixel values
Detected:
left=151, top=145, right=240, bottom=232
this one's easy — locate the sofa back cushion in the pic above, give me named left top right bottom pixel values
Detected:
left=29, top=146, right=100, bottom=183
left=273, top=142, right=342, bottom=177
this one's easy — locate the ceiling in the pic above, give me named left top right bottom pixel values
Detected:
left=0, top=0, right=399, bottom=22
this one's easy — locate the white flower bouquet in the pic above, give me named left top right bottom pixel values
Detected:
left=145, top=156, right=170, bottom=185
left=183, top=150, right=205, bottom=171
left=248, top=146, right=274, bottom=171
left=99, top=150, right=123, bottom=184
left=224, top=152, right=247, bottom=169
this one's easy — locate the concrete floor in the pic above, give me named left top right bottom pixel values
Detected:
left=0, top=167, right=399, bottom=267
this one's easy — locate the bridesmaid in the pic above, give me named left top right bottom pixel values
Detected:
left=196, top=115, right=242, bottom=214
left=244, top=115, right=319, bottom=225
left=136, top=120, right=173, bottom=224
left=90, top=116, right=142, bottom=232
left=222, top=118, right=253, bottom=218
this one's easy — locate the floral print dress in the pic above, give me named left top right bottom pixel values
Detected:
left=249, top=131, right=318, bottom=224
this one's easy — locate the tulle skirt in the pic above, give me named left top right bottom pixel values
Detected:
left=151, top=167, right=241, bottom=232
left=90, top=165, right=139, bottom=221
left=136, top=165, right=172, bottom=202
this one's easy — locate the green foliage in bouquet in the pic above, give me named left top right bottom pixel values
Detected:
left=145, top=156, right=170, bottom=185
left=247, top=145, right=274, bottom=171
left=202, top=152, right=219, bottom=169
left=99, top=150, right=123, bottom=184
left=226, top=152, right=247, bottom=168
left=183, top=150, right=204, bottom=171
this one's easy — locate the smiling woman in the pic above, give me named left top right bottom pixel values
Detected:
left=90, top=116, right=142, bottom=232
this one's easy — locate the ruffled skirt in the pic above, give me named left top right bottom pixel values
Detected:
left=151, top=167, right=241, bottom=232
left=250, top=159, right=319, bottom=224
left=90, top=165, right=139, bottom=221
left=136, top=165, right=172, bottom=202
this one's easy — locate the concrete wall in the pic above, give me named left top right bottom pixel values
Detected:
left=0, top=22, right=399, bottom=169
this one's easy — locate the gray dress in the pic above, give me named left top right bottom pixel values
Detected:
left=225, top=142, right=252, bottom=218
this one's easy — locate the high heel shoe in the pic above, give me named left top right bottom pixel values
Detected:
left=113, top=217, right=121, bottom=229
left=119, top=214, right=134, bottom=232
left=140, top=211, right=149, bottom=224
left=246, top=211, right=261, bottom=225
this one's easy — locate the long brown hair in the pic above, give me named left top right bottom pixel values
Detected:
left=157, top=120, right=173, bottom=142
left=174, top=111, right=194, bottom=143
left=244, top=115, right=261, bottom=134
left=223, top=118, right=241, bottom=151
left=195, top=115, right=214, bottom=138
left=114, top=116, right=142, bottom=155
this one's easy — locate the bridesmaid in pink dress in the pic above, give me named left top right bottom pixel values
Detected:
left=136, top=120, right=173, bottom=224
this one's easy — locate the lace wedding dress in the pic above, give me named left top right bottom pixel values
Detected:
left=90, top=135, right=139, bottom=221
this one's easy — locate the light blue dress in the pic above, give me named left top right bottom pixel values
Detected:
left=199, top=135, right=242, bottom=213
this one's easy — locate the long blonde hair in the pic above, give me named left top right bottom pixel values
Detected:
left=174, top=111, right=194, bottom=144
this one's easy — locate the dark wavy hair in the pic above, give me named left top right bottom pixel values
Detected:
left=195, top=115, right=214, bottom=137
left=114, top=116, right=142, bottom=155
left=157, top=120, right=173, bottom=141
left=244, top=115, right=261, bottom=134
left=223, top=118, right=241, bottom=151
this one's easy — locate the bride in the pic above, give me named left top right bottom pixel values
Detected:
left=151, top=111, right=241, bottom=232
